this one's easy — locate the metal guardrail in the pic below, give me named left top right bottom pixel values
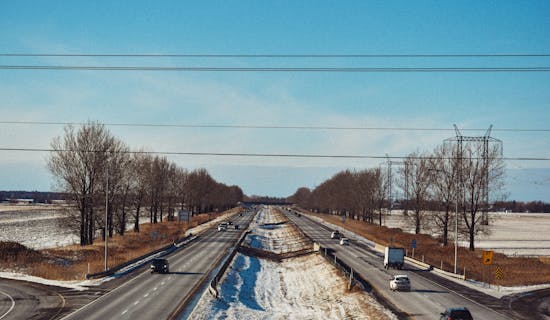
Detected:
left=317, top=245, right=410, bottom=320
left=209, top=230, right=251, bottom=298
left=85, top=234, right=196, bottom=279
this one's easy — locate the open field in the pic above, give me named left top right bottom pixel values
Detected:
left=384, top=210, right=550, bottom=256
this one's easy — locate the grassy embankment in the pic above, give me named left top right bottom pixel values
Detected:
left=305, top=211, right=550, bottom=286
left=0, top=208, right=240, bottom=281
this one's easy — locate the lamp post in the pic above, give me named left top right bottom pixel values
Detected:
left=105, top=160, right=109, bottom=272
left=454, top=165, right=459, bottom=275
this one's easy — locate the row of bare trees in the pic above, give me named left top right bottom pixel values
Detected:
left=289, top=141, right=504, bottom=251
left=289, top=168, right=387, bottom=224
left=48, top=122, right=243, bottom=246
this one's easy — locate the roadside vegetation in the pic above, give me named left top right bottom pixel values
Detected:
left=0, top=210, right=237, bottom=281
left=304, top=210, right=550, bottom=286
left=48, top=121, right=243, bottom=246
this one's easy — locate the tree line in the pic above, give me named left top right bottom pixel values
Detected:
left=48, top=122, right=243, bottom=246
left=289, top=141, right=505, bottom=251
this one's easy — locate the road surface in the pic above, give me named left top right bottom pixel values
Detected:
left=282, top=208, right=523, bottom=320
left=61, top=211, right=254, bottom=320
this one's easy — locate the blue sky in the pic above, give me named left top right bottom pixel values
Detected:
left=1, top=1, right=550, bottom=200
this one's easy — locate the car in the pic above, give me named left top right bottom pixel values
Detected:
left=331, top=230, right=341, bottom=239
left=234, top=224, right=239, bottom=229
left=389, top=274, right=411, bottom=291
left=150, top=258, right=169, bottom=274
left=339, top=238, right=350, bottom=245
left=440, top=307, right=473, bottom=320
left=217, top=223, right=227, bottom=231
left=227, top=220, right=233, bottom=225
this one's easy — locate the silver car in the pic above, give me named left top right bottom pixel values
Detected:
left=390, top=275, right=411, bottom=291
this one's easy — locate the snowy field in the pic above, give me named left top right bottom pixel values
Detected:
left=383, top=210, right=550, bottom=256
left=191, top=206, right=396, bottom=320
left=0, top=204, right=77, bottom=248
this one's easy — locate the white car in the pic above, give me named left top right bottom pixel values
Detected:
left=339, top=238, right=350, bottom=245
left=331, top=230, right=341, bottom=239
left=217, top=223, right=227, bottom=231
left=390, top=275, right=411, bottom=291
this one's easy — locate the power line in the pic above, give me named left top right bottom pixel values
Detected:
left=1, top=121, right=548, bottom=133
left=1, top=147, right=549, bottom=161
left=1, top=65, right=550, bottom=72
left=2, top=53, right=550, bottom=58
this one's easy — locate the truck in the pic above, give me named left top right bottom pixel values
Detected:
left=384, top=247, right=405, bottom=269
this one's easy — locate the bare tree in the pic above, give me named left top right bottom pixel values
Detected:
left=461, top=143, right=505, bottom=250
left=399, top=152, right=431, bottom=234
left=427, top=144, right=459, bottom=246
left=48, top=122, right=114, bottom=245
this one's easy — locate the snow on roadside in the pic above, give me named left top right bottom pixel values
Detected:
left=191, top=253, right=396, bottom=320
left=190, top=206, right=396, bottom=320
left=0, top=271, right=105, bottom=290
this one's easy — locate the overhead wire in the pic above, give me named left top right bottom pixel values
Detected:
left=1, top=65, right=549, bottom=72
left=2, top=53, right=550, bottom=58
left=0, top=147, right=548, bottom=161
left=0, top=121, right=548, bottom=133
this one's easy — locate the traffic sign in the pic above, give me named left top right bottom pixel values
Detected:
left=495, top=266, right=503, bottom=279
left=411, top=239, right=417, bottom=249
left=483, top=250, right=494, bottom=265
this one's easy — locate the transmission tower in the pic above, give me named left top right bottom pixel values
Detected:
left=444, top=125, right=503, bottom=225
left=385, top=155, right=408, bottom=215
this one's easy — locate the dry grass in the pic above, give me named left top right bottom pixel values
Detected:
left=306, top=211, right=550, bottom=286
left=0, top=208, right=240, bottom=280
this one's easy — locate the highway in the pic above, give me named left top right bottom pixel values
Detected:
left=282, top=208, right=518, bottom=320
left=61, top=210, right=254, bottom=320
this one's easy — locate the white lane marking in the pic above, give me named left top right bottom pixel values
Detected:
left=121, top=309, right=128, bottom=315
left=143, top=293, right=149, bottom=298
left=153, top=287, right=158, bottom=291
left=0, top=290, right=15, bottom=320
left=161, top=281, right=166, bottom=286
left=133, top=300, right=140, bottom=306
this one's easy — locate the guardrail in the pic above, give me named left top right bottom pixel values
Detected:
left=85, top=234, right=196, bottom=279
left=209, top=230, right=251, bottom=298
left=317, top=245, right=409, bottom=320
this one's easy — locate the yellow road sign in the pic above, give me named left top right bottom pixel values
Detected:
left=483, top=250, right=494, bottom=265
left=495, top=266, right=503, bottom=279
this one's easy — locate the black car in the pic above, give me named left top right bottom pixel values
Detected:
left=150, top=258, right=169, bottom=274
left=440, top=307, right=473, bottom=320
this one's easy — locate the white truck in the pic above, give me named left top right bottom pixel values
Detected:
left=384, top=247, right=405, bottom=269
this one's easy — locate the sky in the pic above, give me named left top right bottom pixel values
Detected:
left=1, top=1, right=549, bottom=200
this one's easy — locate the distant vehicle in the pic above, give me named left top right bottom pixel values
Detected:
left=150, top=258, right=169, bottom=274
left=227, top=220, right=233, bottom=225
left=384, top=247, right=405, bottom=269
left=331, top=230, right=341, bottom=239
left=389, top=274, right=410, bottom=291
left=218, top=223, right=228, bottom=231
left=339, top=238, right=350, bottom=245
left=234, top=224, right=239, bottom=229
left=439, top=307, right=473, bottom=320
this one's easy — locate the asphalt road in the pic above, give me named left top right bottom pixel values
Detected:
left=282, top=208, right=519, bottom=320
left=0, top=278, right=64, bottom=320
left=60, top=211, right=254, bottom=320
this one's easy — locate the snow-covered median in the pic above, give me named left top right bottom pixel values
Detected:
left=190, top=206, right=396, bottom=320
